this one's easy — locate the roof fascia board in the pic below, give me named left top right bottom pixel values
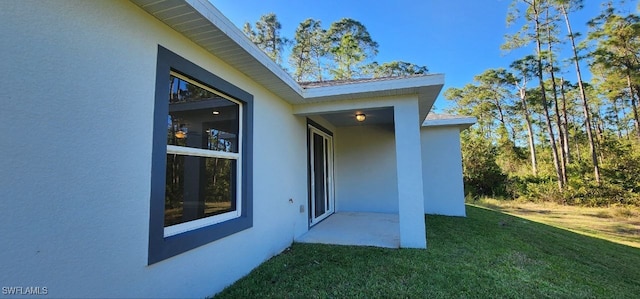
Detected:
left=422, top=117, right=477, bottom=129
left=302, top=74, right=445, bottom=100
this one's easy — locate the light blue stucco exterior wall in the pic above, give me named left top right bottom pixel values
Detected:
left=421, top=126, right=467, bottom=216
left=335, top=125, right=399, bottom=213
left=0, top=1, right=309, bottom=297
left=335, top=123, right=467, bottom=219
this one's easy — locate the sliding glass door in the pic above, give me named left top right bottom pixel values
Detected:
left=308, top=125, right=334, bottom=226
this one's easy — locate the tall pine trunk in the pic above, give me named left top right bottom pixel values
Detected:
left=560, top=78, right=571, bottom=164
left=626, top=73, right=640, bottom=138
left=546, top=32, right=567, bottom=183
left=546, top=8, right=567, bottom=184
left=560, top=3, right=600, bottom=184
left=534, top=2, right=563, bottom=190
left=519, top=87, right=538, bottom=176
left=550, top=75, right=568, bottom=184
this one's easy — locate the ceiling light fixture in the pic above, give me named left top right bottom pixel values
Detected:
left=175, top=124, right=188, bottom=139
left=212, top=111, right=220, bottom=115
left=355, top=113, right=366, bottom=122
left=175, top=131, right=186, bottom=139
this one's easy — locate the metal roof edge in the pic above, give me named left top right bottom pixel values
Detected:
left=302, top=74, right=445, bottom=100
left=422, top=115, right=477, bottom=130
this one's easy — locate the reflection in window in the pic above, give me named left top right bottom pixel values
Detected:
left=164, top=155, right=236, bottom=227
left=206, top=128, right=238, bottom=152
left=164, top=72, right=242, bottom=231
left=169, top=75, right=217, bottom=104
left=166, top=75, right=239, bottom=153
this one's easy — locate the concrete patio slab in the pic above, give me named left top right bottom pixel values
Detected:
left=296, top=212, right=400, bottom=248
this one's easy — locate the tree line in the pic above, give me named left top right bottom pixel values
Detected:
left=242, top=14, right=428, bottom=82
left=445, top=0, right=640, bottom=206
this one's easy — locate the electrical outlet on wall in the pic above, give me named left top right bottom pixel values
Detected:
left=299, top=205, right=305, bottom=213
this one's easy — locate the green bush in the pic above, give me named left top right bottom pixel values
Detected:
left=462, top=137, right=508, bottom=197
left=565, top=182, right=640, bottom=207
left=507, top=177, right=640, bottom=207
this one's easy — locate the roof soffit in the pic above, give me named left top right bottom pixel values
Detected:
left=130, top=0, right=444, bottom=111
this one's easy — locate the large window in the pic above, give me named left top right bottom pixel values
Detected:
left=149, top=46, right=253, bottom=264
left=164, top=72, right=242, bottom=236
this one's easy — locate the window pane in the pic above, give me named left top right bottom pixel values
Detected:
left=313, top=133, right=326, bottom=216
left=169, top=75, right=217, bottom=104
left=164, top=154, right=237, bottom=227
left=167, top=75, right=239, bottom=152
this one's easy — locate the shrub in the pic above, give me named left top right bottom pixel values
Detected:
left=462, top=138, right=508, bottom=197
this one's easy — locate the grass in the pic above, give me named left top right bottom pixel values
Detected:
left=471, top=198, right=640, bottom=248
left=215, top=205, right=640, bottom=298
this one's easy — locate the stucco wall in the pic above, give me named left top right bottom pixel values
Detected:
left=421, top=126, right=466, bottom=216
left=1, top=1, right=308, bottom=298
left=335, top=125, right=399, bottom=213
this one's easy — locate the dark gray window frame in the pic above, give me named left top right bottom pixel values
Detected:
left=149, top=46, right=253, bottom=265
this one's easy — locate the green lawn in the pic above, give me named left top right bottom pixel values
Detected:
left=470, top=198, right=640, bottom=248
left=215, top=206, right=640, bottom=298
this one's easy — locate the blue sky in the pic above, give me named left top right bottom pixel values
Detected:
left=211, top=0, right=638, bottom=110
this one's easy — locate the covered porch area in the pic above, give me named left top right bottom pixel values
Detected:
left=296, top=212, right=400, bottom=248
left=293, top=75, right=445, bottom=249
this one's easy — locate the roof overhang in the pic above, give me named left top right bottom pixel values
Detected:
left=131, top=0, right=444, bottom=121
left=131, top=0, right=304, bottom=101
left=300, top=75, right=444, bottom=123
left=422, top=114, right=477, bottom=130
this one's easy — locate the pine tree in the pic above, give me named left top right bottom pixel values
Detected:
left=588, top=6, right=640, bottom=139
left=325, top=18, right=378, bottom=79
left=243, top=13, right=288, bottom=65
left=504, top=0, right=564, bottom=190
left=554, top=0, right=601, bottom=183
left=289, top=19, right=326, bottom=82
left=363, top=61, right=428, bottom=78
left=511, top=56, right=539, bottom=176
